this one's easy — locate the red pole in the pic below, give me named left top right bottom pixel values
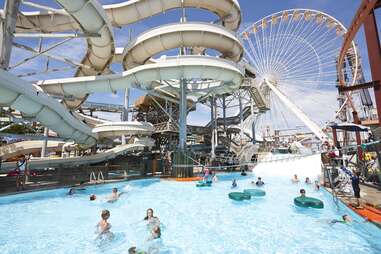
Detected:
left=363, top=9, right=381, bottom=127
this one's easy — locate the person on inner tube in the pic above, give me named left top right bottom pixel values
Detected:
left=299, top=189, right=306, bottom=198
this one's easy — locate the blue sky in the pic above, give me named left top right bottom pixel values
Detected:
left=4, top=0, right=381, bottom=128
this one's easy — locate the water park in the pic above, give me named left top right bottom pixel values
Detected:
left=0, top=0, right=381, bottom=253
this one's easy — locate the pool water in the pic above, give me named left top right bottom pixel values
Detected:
left=0, top=160, right=381, bottom=253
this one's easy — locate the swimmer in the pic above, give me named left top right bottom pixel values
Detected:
left=67, top=188, right=75, bottom=195
left=128, top=246, right=147, bottom=254
left=305, top=177, right=312, bottom=184
left=314, top=180, right=320, bottom=191
left=90, top=194, right=97, bottom=201
left=241, top=169, right=247, bottom=176
left=212, top=173, right=218, bottom=182
left=291, top=174, right=300, bottom=183
left=96, top=210, right=113, bottom=238
left=144, top=208, right=160, bottom=225
left=299, top=189, right=306, bottom=198
left=107, top=187, right=123, bottom=203
left=149, top=225, right=161, bottom=241
left=330, top=214, right=353, bottom=224
left=232, top=179, right=237, bottom=188
left=255, top=177, right=265, bottom=186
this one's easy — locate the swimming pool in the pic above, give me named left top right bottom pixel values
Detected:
left=0, top=158, right=380, bottom=253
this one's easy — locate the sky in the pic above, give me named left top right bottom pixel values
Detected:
left=3, top=0, right=381, bottom=132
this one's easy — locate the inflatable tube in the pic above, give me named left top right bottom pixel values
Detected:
left=244, top=189, right=266, bottom=197
left=228, top=192, right=251, bottom=201
left=196, top=181, right=212, bottom=187
left=294, top=196, right=324, bottom=209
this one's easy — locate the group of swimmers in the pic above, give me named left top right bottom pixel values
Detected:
left=68, top=185, right=124, bottom=203
left=291, top=174, right=320, bottom=190
left=231, top=176, right=265, bottom=188
left=97, top=208, right=161, bottom=251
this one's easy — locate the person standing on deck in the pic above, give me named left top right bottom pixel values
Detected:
left=351, top=171, right=362, bottom=208
left=16, top=155, right=29, bottom=191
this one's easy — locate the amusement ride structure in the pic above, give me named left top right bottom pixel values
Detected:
left=0, top=1, right=379, bottom=178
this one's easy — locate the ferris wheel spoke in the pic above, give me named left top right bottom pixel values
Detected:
left=280, top=47, right=341, bottom=77
left=245, top=38, right=265, bottom=75
left=270, top=17, right=303, bottom=71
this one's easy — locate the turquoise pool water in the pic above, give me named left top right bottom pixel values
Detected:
left=0, top=173, right=380, bottom=254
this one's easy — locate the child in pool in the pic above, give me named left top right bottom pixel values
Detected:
left=149, top=225, right=161, bottom=241
left=107, top=187, right=123, bottom=203
left=96, top=209, right=113, bottom=239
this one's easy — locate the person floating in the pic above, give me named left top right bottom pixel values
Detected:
left=90, top=194, right=97, bottom=201
left=232, top=179, right=237, bottom=188
left=255, top=177, right=265, bottom=186
left=291, top=174, right=300, bottom=183
left=294, top=189, right=324, bottom=209
left=107, top=187, right=123, bottom=203
left=305, top=177, right=312, bottom=184
left=96, top=209, right=113, bottom=240
left=330, top=214, right=353, bottom=224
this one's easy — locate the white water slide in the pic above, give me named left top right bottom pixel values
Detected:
left=0, top=0, right=244, bottom=164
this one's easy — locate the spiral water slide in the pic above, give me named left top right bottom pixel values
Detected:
left=0, top=0, right=244, bottom=165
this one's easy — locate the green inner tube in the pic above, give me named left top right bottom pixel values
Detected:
left=244, top=189, right=266, bottom=197
left=196, top=181, right=212, bottom=187
left=229, top=192, right=251, bottom=201
left=294, top=196, right=324, bottom=209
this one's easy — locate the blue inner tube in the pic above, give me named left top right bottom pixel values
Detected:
left=196, top=181, right=212, bottom=187
left=243, top=189, right=266, bottom=197
left=294, top=196, right=324, bottom=209
left=228, top=192, right=251, bottom=201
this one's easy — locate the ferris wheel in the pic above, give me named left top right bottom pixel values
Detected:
left=239, top=9, right=363, bottom=140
